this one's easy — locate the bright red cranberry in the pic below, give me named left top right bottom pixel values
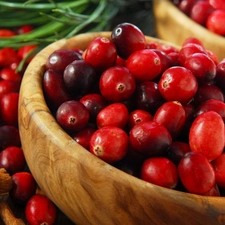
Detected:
left=84, top=36, right=117, bottom=74
left=0, top=29, right=15, bottom=37
left=129, top=121, right=172, bottom=157
left=209, top=0, right=225, bottom=10
left=190, top=1, right=215, bottom=25
left=128, top=109, right=153, bottom=129
left=0, top=92, right=19, bottom=127
left=206, top=50, right=219, bottom=65
left=206, top=9, right=225, bottom=36
left=56, top=100, right=90, bottom=133
left=0, top=125, right=21, bottom=150
left=203, top=184, right=220, bottom=197
left=195, top=99, right=225, bottom=122
left=16, top=25, right=33, bottom=34
left=211, top=153, right=225, bottom=189
left=141, top=157, right=178, bottom=189
left=46, top=49, right=82, bottom=74
left=182, top=37, right=204, bottom=48
left=0, top=146, right=26, bottom=174
left=73, top=127, right=96, bottom=150
left=0, top=48, right=20, bottom=68
left=25, top=194, right=57, bottom=225
left=43, top=69, right=72, bottom=110
left=134, top=81, right=164, bottom=114
left=10, top=172, right=37, bottom=204
left=189, top=111, right=224, bottom=161
left=158, top=66, right=198, bottom=104
left=184, top=53, right=216, bottom=83
left=80, top=93, right=108, bottom=121
left=215, top=59, right=225, bottom=92
left=165, top=141, right=191, bottom=165
left=0, top=67, right=22, bottom=83
left=90, top=126, right=129, bottom=163
left=63, top=59, right=97, bottom=97
left=111, top=22, right=146, bottom=59
left=125, top=49, right=162, bottom=82
left=17, top=45, right=37, bottom=63
left=178, top=43, right=206, bottom=66
left=99, top=66, right=136, bottom=102
left=97, top=103, right=129, bottom=129
left=178, top=152, right=216, bottom=195
left=153, top=101, right=186, bottom=139
left=193, top=84, right=224, bottom=106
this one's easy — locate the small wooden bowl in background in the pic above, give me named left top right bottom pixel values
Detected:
left=18, top=32, right=225, bottom=225
left=153, top=0, right=225, bottom=61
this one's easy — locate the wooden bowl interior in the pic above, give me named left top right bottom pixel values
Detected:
left=153, top=0, right=225, bottom=61
left=18, top=32, right=225, bottom=225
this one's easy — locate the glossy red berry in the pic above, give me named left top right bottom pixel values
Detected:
left=56, top=100, right=90, bottom=132
left=189, top=111, right=224, bottom=161
left=129, top=121, right=172, bottom=157
left=90, top=126, right=129, bottom=163
left=178, top=152, right=216, bottom=195
left=158, top=66, right=198, bottom=104
left=99, top=66, right=136, bottom=102
left=25, top=194, right=57, bottom=225
left=84, top=36, right=117, bottom=73
left=111, top=22, right=146, bottom=59
left=125, top=49, right=162, bottom=82
left=96, top=103, right=129, bottom=129
left=141, top=157, right=178, bottom=189
left=10, top=172, right=37, bottom=204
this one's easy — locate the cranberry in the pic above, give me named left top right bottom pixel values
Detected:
left=63, top=59, right=97, bottom=97
left=134, top=81, right=164, bottom=114
left=190, top=1, right=215, bottom=25
left=73, top=127, right=96, bottom=150
left=184, top=53, right=216, bottom=83
left=56, top=100, right=90, bottom=132
left=153, top=101, right=186, bottom=139
left=16, top=25, right=33, bottom=34
left=165, top=141, right=191, bottom=165
left=0, top=92, right=19, bottom=127
left=206, top=9, right=225, bottom=36
left=209, top=0, right=225, bottom=10
left=178, top=0, right=197, bottom=15
left=96, top=103, right=129, bottom=129
left=129, top=121, right=172, bottom=157
left=125, top=49, right=162, bottom=82
left=46, top=49, right=82, bottom=74
left=0, top=48, right=20, bottom=68
left=141, top=157, right=178, bottom=189
left=99, top=66, right=136, bottom=102
left=111, top=22, right=146, bottom=59
left=25, top=194, right=57, bottom=225
left=90, top=126, right=129, bottom=163
left=10, top=172, right=37, bottom=204
left=215, top=59, right=225, bottom=92
left=211, top=153, right=225, bottom=189
left=178, top=152, right=216, bottom=195
left=0, top=146, right=26, bottom=174
left=182, top=37, right=204, bottom=48
left=80, top=93, right=108, bottom=121
left=0, top=67, right=22, bottom=83
left=193, top=84, right=224, bottom=106
left=195, top=99, right=225, bottom=122
left=189, top=111, right=224, bottom=161
left=0, top=80, right=20, bottom=98
left=0, top=29, right=15, bottom=37
left=43, top=69, right=72, bottom=110
left=84, top=36, right=117, bottom=74
left=158, top=66, right=198, bottom=104
left=128, top=109, right=153, bottom=129
left=178, top=43, right=206, bottom=66
left=0, top=125, right=21, bottom=150
left=17, top=45, right=37, bottom=63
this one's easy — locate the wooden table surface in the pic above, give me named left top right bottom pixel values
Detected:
left=0, top=2, right=155, bottom=225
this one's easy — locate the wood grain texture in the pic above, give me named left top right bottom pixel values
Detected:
left=18, top=32, right=225, bottom=225
left=153, top=0, right=225, bottom=61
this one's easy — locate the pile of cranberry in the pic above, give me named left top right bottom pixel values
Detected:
left=172, top=0, right=225, bottom=36
left=43, top=22, right=225, bottom=197
left=0, top=26, right=57, bottom=225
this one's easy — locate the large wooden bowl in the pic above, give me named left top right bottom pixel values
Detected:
left=18, top=32, right=225, bottom=225
left=153, top=0, right=225, bottom=61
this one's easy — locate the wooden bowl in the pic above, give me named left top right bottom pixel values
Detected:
left=18, top=32, right=225, bottom=225
left=153, top=0, right=225, bottom=61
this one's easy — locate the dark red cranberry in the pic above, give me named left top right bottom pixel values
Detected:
left=111, top=22, right=146, bottom=59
